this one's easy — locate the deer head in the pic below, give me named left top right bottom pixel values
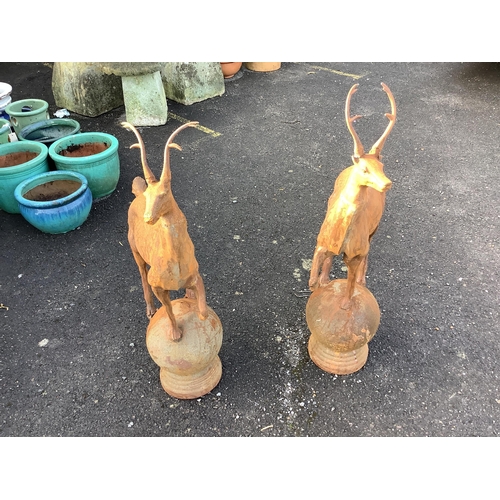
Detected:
left=345, top=83, right=396, bottom=193
left=122, top=121, right=199, bottom=224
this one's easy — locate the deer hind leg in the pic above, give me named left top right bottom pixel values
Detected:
left=341, top=254, right=364, bottom=310
left=356, top=228, right=377, bottom=286
left=356, top=255, right=368, bottom=286
left=309, top=246, right=331, bottom=290
left=152, top=287, right=182, bottom=341
left=131, top=249, right=157, bottom=319
left=185, top=273, right=208, bottom=321
left=319, top=255, right=333, bottom=286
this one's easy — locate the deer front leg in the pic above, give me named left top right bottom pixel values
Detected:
left=341, top=254, right=364, bottom=310
left=194, top=273, right=208, bottom=320
left=309, top=246, right=331, bottom=291
left=152, top=287, right=182, bottom=341
left=131, top=249, right=157, bottom=319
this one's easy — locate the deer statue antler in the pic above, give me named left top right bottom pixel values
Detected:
left=368, top=83, right=397, bottom=157
left=121, top=122, right=157, bottom=184
left=345, top=84, right=365, bottom=159
left=160, top=122, right=199, bottom=186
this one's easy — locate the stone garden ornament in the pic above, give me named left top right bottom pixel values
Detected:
left=307, top=83, right=397, bottom=375
left=124, top=121, right=223, bottom=399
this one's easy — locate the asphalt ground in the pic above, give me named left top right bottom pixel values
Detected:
left=1, top=63, right=499, bottom=446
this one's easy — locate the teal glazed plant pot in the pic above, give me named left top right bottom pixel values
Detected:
left=14, top=170, right=92, bottom=234
left=0, top=141, right=50, bottom=213
left=5, top=99, right=50, bottom=136
left=19, top=118, right=81, bottom=146
left=49, top=132, right=120, bottom=200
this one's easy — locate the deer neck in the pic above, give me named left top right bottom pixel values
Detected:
left=157, top=198, right=183, bottom=227
left=339, top=169, right=367, bottom=207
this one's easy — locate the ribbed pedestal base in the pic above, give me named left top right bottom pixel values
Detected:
left=160, top=356, right=222, bottom=400
left=308, top=334, right=368, bottom=375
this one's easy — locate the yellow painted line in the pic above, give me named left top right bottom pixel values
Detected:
left=308, top=65, right=365, bottom=80
left=168, top=112, right=221, bottom=138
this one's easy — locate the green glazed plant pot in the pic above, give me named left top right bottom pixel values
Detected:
left=49, top=132, right=120, bottom=200
left=5, top=99, right=50, bottom=136
left=0, top=141, right=50, bottom=213
left=19, top=118, right=81, bottom=146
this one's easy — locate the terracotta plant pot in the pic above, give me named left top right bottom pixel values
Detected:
left=220, top=62, right=242, bottom=79
left=244, top=62, right=281, bottom=72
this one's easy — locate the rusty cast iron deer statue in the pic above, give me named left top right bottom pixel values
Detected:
left=123, top=121, right=208, bottom=341
left=309, top=83, right=397, bottom=309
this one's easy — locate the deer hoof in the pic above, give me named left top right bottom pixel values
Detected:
left=168, top=326, right=182, bottom=342
left=197, top=309, right=208, bottom=321
left=147, top=306, right=157, bottom=319
left=340, top=297, right=352, bottom=310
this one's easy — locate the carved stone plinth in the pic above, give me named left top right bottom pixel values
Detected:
left=146, top=298, right=223, bottom=399
left=306, top=279, right=380, bottom=375
left=97, top=63, right=168, bottom=126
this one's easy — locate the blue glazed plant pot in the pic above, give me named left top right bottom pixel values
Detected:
left=14, top=170, right=92, bottom=234
left=0, top=141, right=50, bottom=213
left=49, top=132, right=120, bottom=200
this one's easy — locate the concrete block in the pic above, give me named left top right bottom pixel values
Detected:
left=121, top=71, right=168, bottom=126
left=51, top=62, right=123, bottom=117
left=162, top=62, right=224, bottom=105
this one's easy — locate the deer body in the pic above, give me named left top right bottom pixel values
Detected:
left=317, top=164, right=387, bottom=253
left=124, top=121, right=207, bottom=341
left=309, top=83, right=396, bottom=309
left=128, top=191, right=199, bottom=290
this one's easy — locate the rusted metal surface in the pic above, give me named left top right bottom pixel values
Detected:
left=309, top=83, right=396, bottom=310
left=124, top=122, right=208, bottom=342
